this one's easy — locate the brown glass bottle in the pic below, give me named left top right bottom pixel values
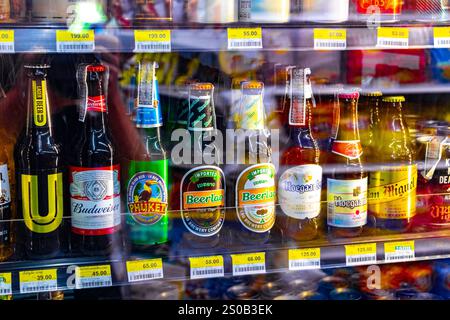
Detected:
left=15, top=65, right=64, bottom=259
left=327, top=92, right=368, bottom=238
left=70, top=64, right=121, bottom=256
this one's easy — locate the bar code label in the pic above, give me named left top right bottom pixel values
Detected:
left=0, top=273, right=12, bottom=295
left=126, top=259, right=163, bottom=283
left=134, top=30, right=171, bottom=53
left=377, top=27, right=408, bottom=48
left=231, top=252, right=265, bottom=276
left=434, top=27, right=450, bottom=48
left=56, top=30, right=95, bottom=53
left=189, top=255, right=224, bottom=280
left=19, top=269, right=57, bottom=294
left=345, top=243, right=377, bottom=266
left=314, top=29, right=346, bottom=50
left=0, top=30, right=14, bottom=53
left=228, top=28, right=263, bottom=50
left=289, top=248, right=321, bottom=271
left=385, top=241, right=415, bottom=262
left=75, top=265, right=112, bottom=289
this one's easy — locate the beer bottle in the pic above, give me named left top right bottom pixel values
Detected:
left=70, top=64, right=121, bottom=256
left=278, top=68, right=322, bottom=241
left=359, top=91, right=382, bottom=161
left=125, top=61, right=169, bottom=249
left=369, top=96, right=417, bottom=233
left=180, top=83, right=226, bottom=248
left=327, top=91, right=368, bottom=238
left=0, top=137, right=13, bottom=261
left=234, top=81, right=276, bottom=244
left=15, top=65, right=64, bottom=259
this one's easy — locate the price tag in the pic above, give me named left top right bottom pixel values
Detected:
left=75, top=265, right=112, bottom=289
left=0, top=30, right=14, bottom=53
left=345, top=243, right=377, bottom=266
left=384, top=241, right=415, bottom=263
left=126, top=259, right=164, bottom=283
left=231, top=252, right=265, bottom=276
left=314, top=29, right=346, bottom=50
left=228, top=27, right=263, bottom=50
left=56, top=30, right=95, bottom=53
left=0, top=273, right=12, bottom=295
left=434, top=27, right=450, bottom=48
left=189, top=255, right=224, bottom=280
left=289, top=248, right=321, bottom=271
left=19, top=269, right=57, bottom=294
left=134, top=30, right=171, bottom=53
left=377, top=27, right=409, bottom=48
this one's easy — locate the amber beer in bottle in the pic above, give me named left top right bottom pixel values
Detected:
left=70, top=64, right=121, bottom=255
left=327, top=91, right=368, bottom=238
left=369, top=96, right=417, bottom=232
left=16, top=65, right=64, bottom=259
left=278, top=68, right=321, bottom=241
left=359, top=91, right=382, bottom=160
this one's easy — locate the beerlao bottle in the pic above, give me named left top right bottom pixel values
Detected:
left=15, top=64, right=64, bottom=259
left=278, top=68, right=322, bottom=242
left=70, top=64, right=121, bottom=256
left=327, top=91, right=368, bottom=238
left=234, top=81, right=276, bottom=244
left=180, top=83, right=226, bottom=248
left=369, top=96, right=417, bottom=233
left=125, top=61, right=169, bottom=249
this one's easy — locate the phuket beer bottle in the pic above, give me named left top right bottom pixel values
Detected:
left=70, top=64, right=121, bottom=256
left=278, top=68, right=322, bottom=241
left=15, top=65, right=64, bottom=259
left=125, top=61, right=169, bottom=249
left=327, top=91, right=368, bottom=238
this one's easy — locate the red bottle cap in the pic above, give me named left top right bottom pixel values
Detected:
left=338, top=92, right=359, bottom=99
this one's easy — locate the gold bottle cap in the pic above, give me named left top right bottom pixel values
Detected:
left=361, top=91, right=382, bottom=97
left=382, top=96, right=405, bottom=103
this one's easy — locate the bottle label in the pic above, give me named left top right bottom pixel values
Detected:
left=236, top=163, right=276, bottom=233
left=136, top=62, right=162, bottom=128
left=0, top=164, right=11, bottom=244
left=188, top=93, right=214, bottom=131
left=369, top=164, right=417, bottom=220
left=239, top=92, right=265, bottom=130
left=32, top=80, right=47, bottom=127
left=278, top=164, right=322, bottom=219
left=331, top=140, right=363, bottom=160
left=20, top=170, right=64, bottom=234
left=86, top=95, right=107, bottom=113
left=327, top=178, right=368, bottom=228
left=356, top=0, right=402, bottom=14
left=69, top=165, right=121, bottom=235
left=289, top=68, right=306, bottom=126
left=181, top=166, right=225, bottom=237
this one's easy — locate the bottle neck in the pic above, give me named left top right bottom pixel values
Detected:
left=26, top=75, right=52, bottom=134
left=84, top=78, right=108, bottom=130
left=383, top=102, right=405, bottom=131
left=336, top=98, right=360, bottom=141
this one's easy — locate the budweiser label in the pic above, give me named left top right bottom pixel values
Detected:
left=86, top=95, right=107, bottom=113
left=70, top=165, right=121, bottom=235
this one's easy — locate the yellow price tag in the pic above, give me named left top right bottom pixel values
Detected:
left=228, top=27, right=262, bottom=40
left=56, top=30, right=94, bottom=42
left=434, top=27, right=450, bottom=47
left=384, top=240, right=415, bottom=262
left=314, top=29, right=346, bottom=40
left=20, top=269, right=57, bottom=283
left=135, top=30, right=171, bottom=42
left=189, top=255, right=223, bottom=269
left=0, top=273, right=11, bottom=285
left=127, top=259, right=163, bottom=273
left=232, top=252, right=265, bottom=265
left=345, top=243, right=377, bottom=266
left=76, top=265, right=111, bottom=278
left=0, top=30, right=14, bottom=42
left=289, top=248, right=320, bottom=260
left=378, top=27, right=409, bottom=39
left=19, top=269, right=58, bottom=293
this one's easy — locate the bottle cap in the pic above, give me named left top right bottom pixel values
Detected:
left=338, top=92, right=359, bottom=99
left=382, top=96, right=405, bottom=103
left=24, top=64, right=50, bottom=69
left=361, top=91, right=382, bottom=97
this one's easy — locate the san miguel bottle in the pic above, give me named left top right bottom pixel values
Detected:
left=15, top=65, right=64, bottom=259
left=327, top=91, right=368, bottom=238
left=180, top=83, right=226, bottom=248
left=125, top=61, right=169, bottom=249
left=70, top=64, right=121, bottom=256
left=369, top=96, right=417, bottom=232
left=234, top=81, right=276, bottom=244
left=278, top=68, right=322, bottom=241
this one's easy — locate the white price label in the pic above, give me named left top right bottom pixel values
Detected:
left=289, top=248, right=321, bottom=271
left=134, top=30, right=171, bottom=53
left=0, top=273, right=12, bottom=295
left=384, top=241, right=415, bottom=263
left=377, top=27, right=409, bottom=48
left=345, top=243, right=377, bottom=266
left=126, top=259, right=164, bottom=283
left=56, top=30, right=95, bottom=53
left=228, top=28, right=263, bottom=50
left=75, top=265, right=112, bottom=289
left=0, top=30, right=14, bottom=53
left=189, top=256, right=224, bottom=280
left=19, top=269, right=58, bottom=294
left=314, top=29, right=346, bottom=50
left=231, top=252, right=266, bottom=276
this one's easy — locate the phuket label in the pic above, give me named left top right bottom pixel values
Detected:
left=236, top=163, right=276, bottom=233
left=127, top=171, right=168, bottom=225
left=327, top=178, right=368, bottom=228
left=181, top=166, right=226, bottom=237
left=278, top=164, right=322, bottom=219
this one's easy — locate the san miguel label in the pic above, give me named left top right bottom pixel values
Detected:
left=69, top=165, right=121, bottom=235
left=236, top=164, right=276, bottom=233
left=181, top=166, right=225, bottom=237
left=369, top=165, right=417, bottom=220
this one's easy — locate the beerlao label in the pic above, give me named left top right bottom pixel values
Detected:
left=32, top=80, right=47, bottom=127
left=181, top=166, right=225, bottom=237
left=369, top=164, right=417, bottom=220
left=278, top=165, right=322, bottom=219
left=69, top=165, right=121, bottom=235
left=427, top=149, right=450, bottom=226
left=331, top=140, right=363, bottom=160
left=236, top=164, right=276, bottom=233
left=127, top=171, right=167, bottom=226
left=86, top=95, right=107, bottom=113
left=327, top=178, right=368, bottom=228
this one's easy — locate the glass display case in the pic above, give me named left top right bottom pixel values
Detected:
left=0, top=0, right=449, bottom=301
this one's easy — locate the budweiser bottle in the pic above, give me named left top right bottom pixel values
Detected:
left=70, top=64, right=121, bottom=256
